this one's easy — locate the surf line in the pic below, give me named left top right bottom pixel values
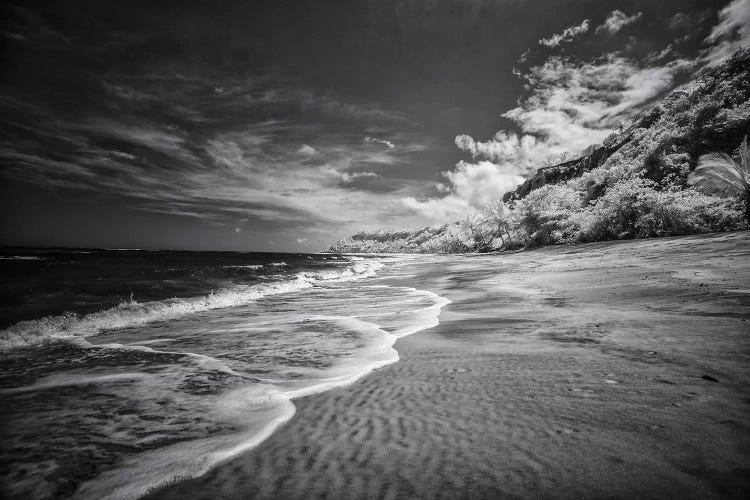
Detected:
left=77, top=284, right=451, bottom=500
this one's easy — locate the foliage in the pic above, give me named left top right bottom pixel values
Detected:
left=688, top=135, right=749, bottom=224
left=516, top=185, right=581, bottom=246
left=577, top=178, right=742, bottom=242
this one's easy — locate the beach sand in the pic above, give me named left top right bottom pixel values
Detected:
left=149, top=231, right=750, bottom=499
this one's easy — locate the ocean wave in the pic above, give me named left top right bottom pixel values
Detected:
left=0, top=255, right=45, bottom=261
left=0, top=260, right=385, bottom=349
left=73, top=285, right=449, bottom=500
left=299, top=260, right=384, bottom=282
left=221, top=264, right=264, bottom=270
left=269, top=261, right=288, bottom=267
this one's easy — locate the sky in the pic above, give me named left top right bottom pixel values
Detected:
left=1, top=0, right=748, bottom=251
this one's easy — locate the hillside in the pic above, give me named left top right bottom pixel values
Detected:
left=329, top=48, right=750, bottom=254
left=328, top=224, right=459, bottom=253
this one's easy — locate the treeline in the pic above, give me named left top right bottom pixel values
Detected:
left=329, top=48, right=750, bottom=254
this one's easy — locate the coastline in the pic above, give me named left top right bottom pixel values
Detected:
left=149, top=231, right=750, bottom=499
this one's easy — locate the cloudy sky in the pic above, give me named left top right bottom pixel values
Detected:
left=1, top=0, right=747, bottom=251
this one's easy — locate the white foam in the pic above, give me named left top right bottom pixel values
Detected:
left=72, top=282, right=450, bottom=500
left=0, top=279, right=313, bottom=349
left=390, top=288, right=452, bottom=338
left=0, top=255, right=45, bottom=260
left=299, top=261, right=385, bottom=283
left=94, top=341, right=248, bottom=378
left=8, top=257, right=449, bottom=500
left=0, top=260, right=386, bottom=349
left=273, top=315, right=399, bottom=399
left=0, top=372, right=151, bottom=394
left=75, top=388, right=296, bottom=500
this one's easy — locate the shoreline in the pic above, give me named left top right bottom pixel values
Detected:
left=65, top=263, right=450, bottom=500
left=149, top=232, right=750, bottom=499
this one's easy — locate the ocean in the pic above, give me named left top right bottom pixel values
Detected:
left=0, top=249, right=448, bottom=499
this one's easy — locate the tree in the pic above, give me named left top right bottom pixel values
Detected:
left=688, top=136, right=749, bottom=225
left=481, top=199, right=519, bottom=249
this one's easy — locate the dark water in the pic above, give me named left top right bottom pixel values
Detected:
left=0, top=248, right=448, bottom=499
left=0, top=248, right=356, bottom=329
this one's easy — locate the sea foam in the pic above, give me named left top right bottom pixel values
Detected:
left=0, top=259, right=384, bottom=349
left=1, top=255, right=449, bottom=500
left=72, top=285, right=449, bottom=500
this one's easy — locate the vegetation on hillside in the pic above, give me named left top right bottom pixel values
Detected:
left=329, top=49, right=750, bottom=254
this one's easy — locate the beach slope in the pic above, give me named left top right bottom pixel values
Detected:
left=150, top=231, right=750, bottom=500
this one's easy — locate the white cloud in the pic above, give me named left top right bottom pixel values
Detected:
left=365, top=137, right=395, bottom=149
left=206, top=138, right=254, bottom=175
left=320, top=165, right=381, bottom=184
left=341, top=171, right=380, bottom=182
left=595, top=10, right=642, bottom=35
left=455, top=132, right=554, bottom=172
left=299, top=93, right=406, bottom=122
left=701, top=0, right=750, bottom=67
left=400, top=195, right=471, bottom=223
left=76, top=119, right=199, bottom=164
left=399, top=160, right=525, bottom=222
left=645, top=45, right=674, bottom=63
left=539, top=19, right=590, bottom=48
left=444, top=160, right=525, bottom=208
left=455, top=54, right=692, bottom=174
left=110, top=151, right=137, bottom=160
left=298, top=144, right=317, bottom=155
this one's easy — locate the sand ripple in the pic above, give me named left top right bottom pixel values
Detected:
left=150, top=233, right=750, bottom=499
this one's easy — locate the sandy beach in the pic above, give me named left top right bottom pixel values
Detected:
left=149, top=231, right=750, bottom=500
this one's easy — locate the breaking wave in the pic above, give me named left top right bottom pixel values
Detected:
left=0, top=260, right=385, bottom=349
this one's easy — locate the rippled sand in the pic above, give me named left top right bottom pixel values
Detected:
left=149, top=232, right=750, bottom=499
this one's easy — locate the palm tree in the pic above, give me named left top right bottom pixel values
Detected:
left=688, top=135, right=749, bottom=226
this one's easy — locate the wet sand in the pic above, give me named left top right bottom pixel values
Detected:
left=149, top=231, right=750, bottom=499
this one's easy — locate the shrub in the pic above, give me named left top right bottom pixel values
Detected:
left=580, top=177, right=742, bottom=240
left=517, top=184, right=582, bottom=246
